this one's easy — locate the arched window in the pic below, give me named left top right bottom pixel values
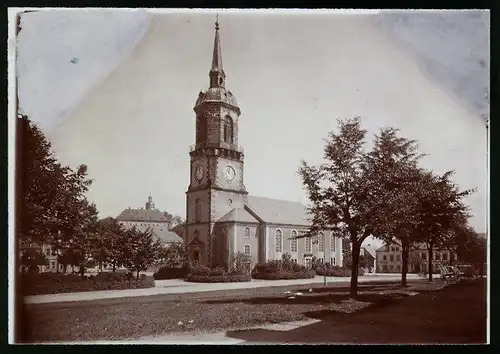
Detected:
left=330, top=232, right=336, bottom=252
left=318, top=232, right=324, bottom=252
left=195, top=198, right=201, bottom=222
left=305, top=236, right=312, bottom=253
left=223, top=116, right=233, bottom=144
left=275, top=229, right=282, bottom=253
left=290, top=230, right=298, bottom=253
left=244, top=227, right=251, bottom=239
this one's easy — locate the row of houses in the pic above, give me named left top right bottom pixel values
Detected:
left=20, top=196, right=184, bottom=273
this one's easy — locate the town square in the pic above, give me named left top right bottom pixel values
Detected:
left=10, top=8, right=488, bottom=345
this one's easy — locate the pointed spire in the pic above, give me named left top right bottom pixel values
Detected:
left=212, top=15, right=223, bottom=72
left=209, top=16, right=225, bottom=88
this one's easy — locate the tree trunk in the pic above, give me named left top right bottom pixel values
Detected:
left=112, top=263, right=116, bottom=272
left=79, top=264, right=85, bottom=279
left=350, top=242, right=361, bottom=297
left=136, top=270, right=140, bottom=280
left=99, top=262, right=103, bottom=273
left=401, top=245, right=410, bottom=288
left=428, top=243, right=433, bottom=282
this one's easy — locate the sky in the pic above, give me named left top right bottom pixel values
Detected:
left=15, top=9, right=489, bottom=240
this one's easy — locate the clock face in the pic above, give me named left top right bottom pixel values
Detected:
left=195, top=165, right=204, bottom=181
left=224, top=165, right=236, bottom=182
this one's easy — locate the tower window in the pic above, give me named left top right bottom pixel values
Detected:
left=223, top=116, right=233, bottom=144
left=195, top=198, right=201, bottom=222
left=219, top=77, right=224, bottom=85
left=244, top=227, right=251, bottom=239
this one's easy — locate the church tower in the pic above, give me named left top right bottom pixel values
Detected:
left=185, top=19, right=247, bottom=267
left=145, top=194, right=155, bottom=210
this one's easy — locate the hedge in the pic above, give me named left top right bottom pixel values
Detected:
left=252, top=269, right=316, bottom=280
left=21, top=272, right=155, bottom=295
left=153, top=267, right=188, bottom=280
left=185, top=274, right=252, bottom=283
left=315, top=266, right=365, bottom=277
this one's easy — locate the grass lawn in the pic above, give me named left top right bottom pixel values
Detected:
left=227, top=278, right=487, bottom=344
left=22, top=279, right=458, bottom=343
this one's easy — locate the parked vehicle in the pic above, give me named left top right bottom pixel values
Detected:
left=456, top=264, right=474, bottom=279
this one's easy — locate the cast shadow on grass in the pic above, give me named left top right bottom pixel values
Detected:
left=223, top=293, right=410, bottom=344
left=202, top=283, right=404, bottom=306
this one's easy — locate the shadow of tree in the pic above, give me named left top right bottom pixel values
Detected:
left=225, top=279, right=487, bottom=345
left=203, top=284, right=405, bottom=306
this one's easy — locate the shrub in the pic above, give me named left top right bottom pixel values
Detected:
left=153, top=266, right=188, bottom=280
left=93, top=272, right=134, bottom=282
left=21, top=272, right=155, bottom=295
left=186, top=274, right=251, bottom=283
left=252, top=259, right=316, bottom=280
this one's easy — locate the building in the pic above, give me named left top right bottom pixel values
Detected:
left=184, top=20, right=343, bottom=269
left=19, top=242, right=68, bottom=273
left=116, top=195, right=183, bottom=247
left=361, top=244, right=376, bottom=273
left=375, top=241, right=456, bottom=274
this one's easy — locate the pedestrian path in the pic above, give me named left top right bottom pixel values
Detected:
left=24, top=274, right=424, bottom=305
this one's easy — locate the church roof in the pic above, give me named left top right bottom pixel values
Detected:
left=218, top=208, right=260, bottom=223
left=116, top=207, right=169, bottom=222
left=151, top=228, right=183, bottom=244
left=245, top=195, right=312, bottom=226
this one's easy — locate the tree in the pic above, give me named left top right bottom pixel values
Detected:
left=344, top=253, right=367, bottom=270
left=21, top=247, right=48, bottom=272
left=299, top=117, right=432, bottom=296
left=90, top=217, right=128, bottom=272
left=158, top=241, right=187, bottom=268
left=360, top=127, right=425, bottom=287
left=17, top=115, right=61, bottom=246
left=408, top=250, right=422, bottom=274
left=298, top=117, right=391, bottom=297
left=416, top=171, right=472, bottom=281
left=124, top=227, right=162, bottom=279
left=17, top=115, right=101, bottom=278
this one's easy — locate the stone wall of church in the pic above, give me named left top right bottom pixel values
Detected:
left=223, top=223, right=344, bottom=269
left=186, top=190, right=210, bottom=224
left=197, top=105, right=240, bottom=149
left=186, top=223, right=211, bottom=264
left=210, top=189, right=247, bottom=223
left=260, top=225, right=342, bottom=266
left=233, top=224, right=260, bottom=267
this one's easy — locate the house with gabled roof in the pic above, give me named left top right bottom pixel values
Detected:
left=116, top=195, right=183, bottom=247
left=375, top=240, right=456, bottom=274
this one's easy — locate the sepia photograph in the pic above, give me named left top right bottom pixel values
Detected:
left=8, top=8, right=489, bottom=345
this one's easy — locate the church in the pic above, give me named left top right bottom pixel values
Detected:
left=185, top=20, right=343, bottom=270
